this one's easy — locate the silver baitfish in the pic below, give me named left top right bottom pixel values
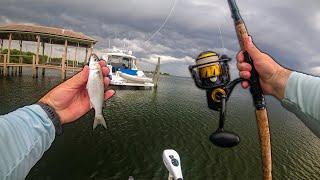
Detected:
left=86, top=54, right=107, bottom=129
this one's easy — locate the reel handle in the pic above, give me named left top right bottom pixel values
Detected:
left=209, top=95, right=240, bottom=148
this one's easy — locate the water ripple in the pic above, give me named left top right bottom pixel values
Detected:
left=1, top=75, right=319, bottom=179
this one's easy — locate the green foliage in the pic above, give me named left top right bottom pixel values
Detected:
left=1, top=48, right=84, bottom=67
left=2, top=48, right=35, bottom=64
left=2, top=48, right=57, bottom=64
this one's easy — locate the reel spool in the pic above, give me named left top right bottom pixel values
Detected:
left=189, top=51, right=243, bottom=148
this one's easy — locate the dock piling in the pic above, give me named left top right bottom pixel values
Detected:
left=153, top=57, right=161, bottom=88
left=61, top=39, right=68, bottom=80
left=3, top=54, right=7, bottom=76
left=32, top=55, right=36, bottom=78
left=19, top=40, right=23, bottom=76
left=7, top=33, right=12, bottom=64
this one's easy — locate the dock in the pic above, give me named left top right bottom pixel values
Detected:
left=0, top=24, right=97, bottom=80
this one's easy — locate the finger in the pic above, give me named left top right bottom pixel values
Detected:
left=99, top=60, right=106, bottom=67
left=241, top=81, right=249, bottom=89
left=104, top=89, right=115, bottom=100
left=64, top=65, right=89, bottom=88
left=78, top=65, right=90, bottom=83
left=243, top=36, right=261, bottom=60
left=104, top=77, right=110, bottom=88
left=101, top=66, right=110, bottom=77
left=239, top=71, right=251, bottom=79
left=237, top=62, right=252, bottom=71
left=237, top=51, right=245, bottom=63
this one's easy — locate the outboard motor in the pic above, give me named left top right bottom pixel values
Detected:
left=162, top=149, right=183, bottom=180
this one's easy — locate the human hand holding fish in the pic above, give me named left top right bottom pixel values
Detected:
left=39, top=59, right=115, bottom=125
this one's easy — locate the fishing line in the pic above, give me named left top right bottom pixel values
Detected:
left=145, top=0, right=178, bottom=44
left=214, top=19, right=225, bottom=54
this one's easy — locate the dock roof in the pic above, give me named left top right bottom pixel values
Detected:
left=0, top=23, right=97, bottom=48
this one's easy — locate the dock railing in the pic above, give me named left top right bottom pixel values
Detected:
left=0, top=53, right=83, bottom=78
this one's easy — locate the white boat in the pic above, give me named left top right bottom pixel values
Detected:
left=101, top=48, right=155, bottom=88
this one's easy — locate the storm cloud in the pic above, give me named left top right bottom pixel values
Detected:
left=0, top=0, right=319, bottom=76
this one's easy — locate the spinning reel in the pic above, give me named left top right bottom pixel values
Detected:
left=189, top=51, right=243, bottom=148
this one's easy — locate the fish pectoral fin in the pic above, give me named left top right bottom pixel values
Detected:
left=93, top=115, right=107, bottom=130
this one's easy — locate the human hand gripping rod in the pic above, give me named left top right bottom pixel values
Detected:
left=227, top=0, right=272, bottom=179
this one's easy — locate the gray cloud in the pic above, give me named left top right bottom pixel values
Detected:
left=0, top=0, right=319, bottom=76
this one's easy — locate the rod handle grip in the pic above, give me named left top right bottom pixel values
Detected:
left=244, top=51, right=266, bottom=109
left=256, top=109, right=272, bottom=180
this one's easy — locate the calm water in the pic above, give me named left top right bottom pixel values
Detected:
left=1, top=71, right=320, bottom=179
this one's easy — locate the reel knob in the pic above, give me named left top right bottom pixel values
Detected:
left=209, top=129, right=240, bottom=148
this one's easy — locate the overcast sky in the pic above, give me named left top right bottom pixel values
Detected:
left=1, top=0, right=320, bottom=77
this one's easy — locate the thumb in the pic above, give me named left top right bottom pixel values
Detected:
left=64, top=65, right=89, bottom=89
left=243, top=36, right=261, bottom=60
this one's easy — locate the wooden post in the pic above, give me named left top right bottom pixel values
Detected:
left=73, top=44, right=78, bottom=70
left=7, top=33, right=12, bottom=64
left=3, top=54, right=7, bottom=76
left=88, top=43, right=93, bottom=56
left=75, top=43, right=79, bottom=66
left=32, top=55, right=36, bottom=78
left=61, top=39, right=68, bottom=80
left=84, top=47, right=88, bottom=64
left=66, top=49, right=69, bottom=68
left=19, top=40, right=23, bottom=76
left=14, top=66, right=17, bottom=76
left=48, top=39, right=52, bottom=63
left=153, top=57, right=161, bottom=88
left=42, top=41, right=46, bottom=76
left=84, top=43, right=93, bottom=65
left=35, top=35, right=40, bottom=78
left=0, top=39, right=3, bottom=63
left=0, top=39, right=3, bottom=53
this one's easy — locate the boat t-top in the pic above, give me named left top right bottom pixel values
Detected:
left=101, top=47, right=155, bottom=88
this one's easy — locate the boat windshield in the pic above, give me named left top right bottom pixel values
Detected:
left=108, top=55, right=133, bottom=71
left=108, top=55, right=123, bottom=63
left=122, top=57, right=131, bottom=69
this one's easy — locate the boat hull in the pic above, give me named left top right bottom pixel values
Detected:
left=119, top=72, right=153, bottom=83
left=110, top=72, right=154, bottom=89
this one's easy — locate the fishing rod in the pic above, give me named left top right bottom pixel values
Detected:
left=227, top=0, right=272, bottom=179
left=189, top=0, right=272, bottom=179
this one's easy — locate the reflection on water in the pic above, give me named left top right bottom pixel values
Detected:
left=0, top=73, right=320, bottom=179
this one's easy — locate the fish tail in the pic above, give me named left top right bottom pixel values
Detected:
left=93, top=115, right=107, bottom=130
